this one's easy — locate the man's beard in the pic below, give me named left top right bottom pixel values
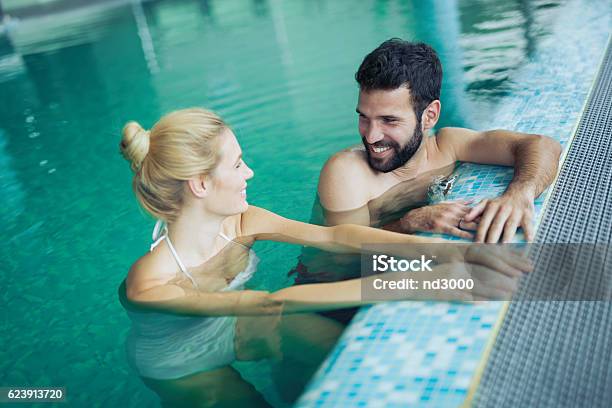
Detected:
left=364, top=124, right=423, bottom=173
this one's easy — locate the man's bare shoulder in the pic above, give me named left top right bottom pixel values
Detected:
left=318, top=148, right=376, bottom=212
left=433, top=127, right=479, bottom=161
left=323, top=148, right=373, bottom=176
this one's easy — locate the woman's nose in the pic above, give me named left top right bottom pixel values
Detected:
left=244, top=164, right=254, bottom=180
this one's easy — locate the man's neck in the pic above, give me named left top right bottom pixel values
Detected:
left=389, top=133, right=431, bottom=181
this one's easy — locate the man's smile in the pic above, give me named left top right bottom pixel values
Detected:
left=367, top=143, right=394, bottom=157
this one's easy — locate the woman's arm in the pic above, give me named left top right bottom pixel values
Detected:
left=121, top=269, right=380, bottom=316
left=121, top=278, right=283, bottom=316
left=121, top=276, right=369, bottom=316
left=122, top=265, right=499, bottom=317
left=240, top=205, right=531, bottom=277
left=121, top=207, right=527, bottom=316
left=121, top=275, right=435, bottom=317
left=240, top=205, right=441, bottom=253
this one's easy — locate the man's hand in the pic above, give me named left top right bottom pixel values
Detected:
left=463, top=190, right=535, bottom=243
left=401, top=201, right=479, bottom=239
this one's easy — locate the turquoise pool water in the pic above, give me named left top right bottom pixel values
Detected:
left=0, top=0, right=574, bottom=405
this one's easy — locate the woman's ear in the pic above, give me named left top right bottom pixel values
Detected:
left=187, top=175, right=207, bottom=198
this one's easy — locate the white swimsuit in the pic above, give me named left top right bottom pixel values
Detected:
left=124, top=221, right=258, bottom=380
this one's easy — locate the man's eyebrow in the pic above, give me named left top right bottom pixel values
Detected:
left=234, top=153, right=242, bottom=165
left=356, top=109, right=400, bottom=121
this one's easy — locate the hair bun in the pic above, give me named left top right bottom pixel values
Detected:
left=120, top=121, right=150, bottom=172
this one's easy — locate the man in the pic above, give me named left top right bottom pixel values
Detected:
left=318, top=38, right=561, bottom=243
left=289, top=39, right=560, bottom=324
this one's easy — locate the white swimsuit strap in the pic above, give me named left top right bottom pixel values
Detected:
left=150, top=219, right=166, bottom=250
left=164, top=236, right=199, bottom=289
left=218, top=231, right=251, bottom=250
left=150, top=220, right=198, bottom=289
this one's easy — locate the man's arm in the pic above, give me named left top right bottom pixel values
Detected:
left=437, top=127, right=562, bottom=243
left=317, top=152, right=373, bottom=226
left=383, top=200, right=477, bottom=240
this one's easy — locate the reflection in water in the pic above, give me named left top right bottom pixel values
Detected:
left=198, top=0, right=213, bottom=18
left=270, top=0, right=292, bottom=67
left=0, top=30, right=23, bottom=81
left=119, top=230, right=342, bottom=407
left=518, top=0, right=537, bottom=59
left=131, top=0, right=160, bottom=74
left=251, top=0, right=269, bottom=17
left=413, top=0, right=475, bottom=128
left=0, top=129, right=24, bottom=230
left=458, top=0, right=565, bottom=99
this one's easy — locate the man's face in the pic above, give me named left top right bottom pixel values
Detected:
left=357, top=87, right=423, bottom=173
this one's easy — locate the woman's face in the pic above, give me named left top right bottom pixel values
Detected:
left=205, top=129, right=254, bottom=216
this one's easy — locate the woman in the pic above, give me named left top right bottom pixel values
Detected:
left=118, top=108, right=529, bottom=407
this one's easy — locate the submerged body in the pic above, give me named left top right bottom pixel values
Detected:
left=121, top=223, right=258, bottom=380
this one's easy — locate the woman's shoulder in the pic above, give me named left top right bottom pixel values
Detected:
left=224, top=211, right=255, bottom=246
left=124, top=245, right=179, bottom=302
left=234, top=206, right=279, bottom=240
left=221, top=213, right=243, bottom=239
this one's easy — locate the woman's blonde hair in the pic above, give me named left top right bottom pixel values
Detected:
left=120, top=108, right=227, bottom=222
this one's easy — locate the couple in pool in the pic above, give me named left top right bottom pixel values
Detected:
left=119, top=39, right=560, bottom=407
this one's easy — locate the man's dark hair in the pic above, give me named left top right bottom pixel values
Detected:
left=355, top=39, right=442, bottom=120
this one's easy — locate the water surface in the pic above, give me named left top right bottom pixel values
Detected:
left=0, top=0, right=570, bottom=405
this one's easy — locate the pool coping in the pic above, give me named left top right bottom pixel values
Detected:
left=462, top=32, right=612, bottom=408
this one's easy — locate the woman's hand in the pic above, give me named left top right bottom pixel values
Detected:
left=430, top=244, right=533, bottom=278
left=374, top=260, right=521, bottom=302
left=463, top=244, right=533, bottom=277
